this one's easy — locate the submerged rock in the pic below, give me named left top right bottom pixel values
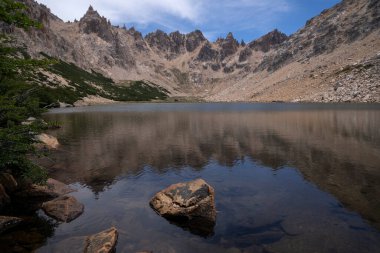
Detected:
left=42, top=196, right=84, bottom=222
left=0, top=216, right=23, bottom=233
left=84, top=227, right=118, bottom=253
left=150, top=179, right=216, bottom=236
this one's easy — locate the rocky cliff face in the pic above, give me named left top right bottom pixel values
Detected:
left=9, top=0, right=380, bottom=101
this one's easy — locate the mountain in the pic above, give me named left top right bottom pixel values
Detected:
left=5, top=0, right=380, bottom=103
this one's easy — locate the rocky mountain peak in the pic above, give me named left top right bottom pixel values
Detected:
left=145, top=29, right=171, bottom=51
left=197, top=41, right=219, bottom=62
left=169, top=31, right=186, bottom=53
left=226, top=32, right=234, bottom=40
left=79, top=5, right=114, bottom=42
left=220, top=32, right=239, bottom=59
left=248, top=29, right=288, bottom=52
left=185, top=30, right=206, bottom=52
left=82, top=5, right=101, bottom=19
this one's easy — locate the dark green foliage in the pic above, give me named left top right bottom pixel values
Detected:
left=0, top=80, right=48, bottom=184
left=0, top=0, right=48, bottom=184
left=0, top=0, right=41, bottom=29
left=30, top=56, right=169, bottom=104
left=0, top=36, right=51, bottom=82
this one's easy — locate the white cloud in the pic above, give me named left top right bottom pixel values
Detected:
left=36, top=0, right=202, bottom=23
left=36, top=0, right=292, bottom=40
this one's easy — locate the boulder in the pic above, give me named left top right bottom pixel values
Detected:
left=42, top=196, right=84, bottom=222
left=34, top=133, right=59, bottom=149
left=84, top=227, right=118, bottom=253
left=15, top=178, right=76, bottom=200
left=150, top=179, right=216, bottom=236
left=0, top=173, right=18, bottom=193
left=0, top=216, right=23, bottom=233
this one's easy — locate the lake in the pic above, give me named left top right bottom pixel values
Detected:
left=2, top=103, right=380, bottom=253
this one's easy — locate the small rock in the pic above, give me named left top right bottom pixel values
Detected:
left=84, top=227, right=118, bottom=253
left=0, top=173, right=18, bottom=193
left=0, top=216, right=23, bottom=233
left=34, top=133, right=59, bottom=149
left=42, top=195, right=84, bottom=222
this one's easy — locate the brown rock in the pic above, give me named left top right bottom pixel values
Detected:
left=42, top=196, right=84, bottom=222
left=16, top=178, right=76, bottom=200
left=150, top=178, right=216, bottom=223
left=84, top=227, right=118, bottom=253
left=0, top=173, right=18, bottom=193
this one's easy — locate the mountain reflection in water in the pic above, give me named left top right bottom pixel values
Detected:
left=34, top=103, right=380, bottom=253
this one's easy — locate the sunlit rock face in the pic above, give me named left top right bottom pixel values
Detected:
left=14, top=0, right=379, bottom=101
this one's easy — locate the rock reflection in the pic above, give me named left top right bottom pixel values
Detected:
left=42, top=106, right=380, bottom=228
left=0, top=215, right=57, bottom=252
left=166, top=216, right=215, bottom=237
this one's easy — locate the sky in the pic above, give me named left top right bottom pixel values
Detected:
left=35, top=0, right=341, bottom=42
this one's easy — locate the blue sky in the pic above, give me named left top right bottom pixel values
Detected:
left=36, top=0, right=341, bottom=42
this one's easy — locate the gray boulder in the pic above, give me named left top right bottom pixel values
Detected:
left=150, top=179, right=216, bottom=236
left=42, top=196, right=84, bottom=222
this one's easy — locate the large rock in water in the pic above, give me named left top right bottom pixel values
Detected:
left=15, top=178, right=76, bottom=200
left=150, top=179, right=216, bottom=236
left=84, top=227, right=118, bottom=253
left=42, top=195, right=84, bottom=222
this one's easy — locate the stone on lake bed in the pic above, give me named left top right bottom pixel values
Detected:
left=150, top=178, right=216, bottom=234
left=84, top=227, right=118, bottom=253
left=42, top=195, right=84, bottom=222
